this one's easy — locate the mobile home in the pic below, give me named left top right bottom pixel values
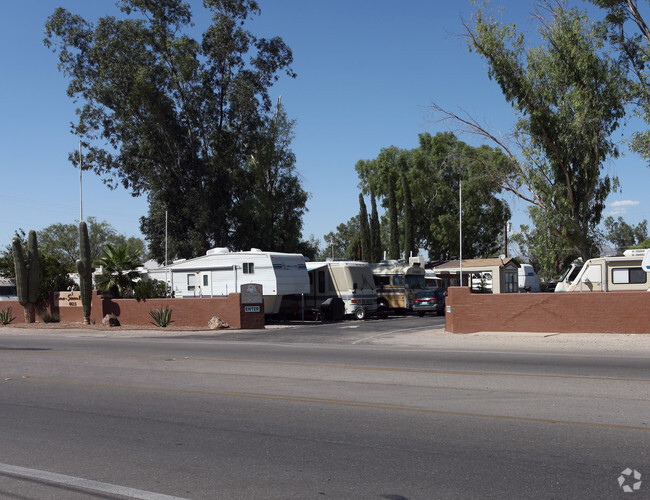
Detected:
left=554, top=249, right=650, bottom=292
left=143, top=248, right=310, bottom=314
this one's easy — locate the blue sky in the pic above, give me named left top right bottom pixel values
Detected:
left=1, top=0, right=649, bottom=255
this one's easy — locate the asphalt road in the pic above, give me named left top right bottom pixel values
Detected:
left=0, top=317, right=648, bottom=499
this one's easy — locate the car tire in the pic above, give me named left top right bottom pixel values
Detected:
left=354, top=307, right=366, bottom=320
left=417, top=312, right=425, bottom=317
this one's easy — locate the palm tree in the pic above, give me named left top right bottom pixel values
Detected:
left=94, top=244, right=141, bottom=298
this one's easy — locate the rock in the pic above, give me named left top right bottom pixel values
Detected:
left=208, top=316, right=229, bottom=330
left=102, top=314, right=120, bottom=327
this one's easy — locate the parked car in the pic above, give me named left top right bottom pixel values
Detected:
left=411, top=288, right=446, bottom=316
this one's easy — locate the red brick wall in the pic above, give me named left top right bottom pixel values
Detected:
left=0, top=300, right=24, bottom=323
left=446, top=286, right=650, bottom=334
left=0, top=292, right=265, bottom=329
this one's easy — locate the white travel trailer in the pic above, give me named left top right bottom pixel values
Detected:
left=302, top=261, right=377, bottom=320
left=518, top=264, right=541, bottom=293
left=143, top=248, right=310, bottom=314
left=554, top=249, right=650, bottom=292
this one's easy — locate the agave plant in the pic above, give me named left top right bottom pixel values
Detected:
left=0, top=307, right=15, bottom=325
left=94, top=244, right=141, bottom=298
left=149, top=305, right=173, bottom=327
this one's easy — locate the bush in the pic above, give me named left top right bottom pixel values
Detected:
left=134, top=279, right=170, bottom=301
left=149, top=305, right=173, bottom=327
left=40, top=312, right=60, bottom=323
left=0, top=307, right=15, bottom=325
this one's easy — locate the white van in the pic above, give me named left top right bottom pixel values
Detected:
left=518, top=264, right=540, bottom=293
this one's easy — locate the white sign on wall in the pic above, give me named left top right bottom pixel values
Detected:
left=240, top=284, right=263, bottom=304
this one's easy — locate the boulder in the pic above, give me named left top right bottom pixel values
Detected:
left=208, top=316, right=229, bottom=330
left=102, top=313, right=120, bottom=327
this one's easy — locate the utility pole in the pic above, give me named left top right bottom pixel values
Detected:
left=79, top=141, right=83, bottom=221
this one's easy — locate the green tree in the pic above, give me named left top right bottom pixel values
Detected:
left=369, top=191, right=383, bottom=262
left=357, top=133, right=511, bottom=261
left=0, top=229, right=75, bottom=299
left=603, top=216, right=648, bottom=253
left=45, top=0, right=300, bottom=261
left=231, top=101, right=309, bottom=253
left=387, top=177, right=401, bottom=260
left=589, top=0, right=650, bottom=163
left=510, top=224, right=577, bottom=283
left=432, top=2, right=626, bottom=261
left=39, top=217, right=146, bottom=271
left=94, top=244, right=142, bottom=298
left=358, top=194, right=371, bottom=261
left=321, top=216, right=360, bottom=260
left=401, top=171, right=415, bottom=259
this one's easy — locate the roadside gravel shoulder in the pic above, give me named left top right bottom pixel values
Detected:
left=369, top=327, right=650, bottom=353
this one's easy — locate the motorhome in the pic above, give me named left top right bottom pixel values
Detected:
left=282, top=261, right=378, bottom=319
left=518, top=264, right=541, bottom=293
left=143, top=248, right=310, bottom=314
left=554, top=249, right=650, bottom=292
left=370, top=260, right=426, bottom=312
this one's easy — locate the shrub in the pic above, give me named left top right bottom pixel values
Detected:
left=0, top=307, right=15, bottom=325
left=134, top=279, right=169, bottom=301
left=40, top=312, right=60, bottom=323
left=149, top=305, right=173, bottom=327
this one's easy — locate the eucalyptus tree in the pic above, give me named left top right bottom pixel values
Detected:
left=44, top=0, right=303, bottom=261
left=432, top=1, right=627, bottom=261
left=589, top=0, right=650, bottom=163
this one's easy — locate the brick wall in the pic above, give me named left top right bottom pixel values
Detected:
left=1, top=292, right=265, bottom=329
left=446, top=286, right=650, bottom=334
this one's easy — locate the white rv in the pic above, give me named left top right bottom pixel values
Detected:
left=143, top=248, right=310, bottom=314
left=303, top=261, right=377, bottom=320
left=518, top=264, right=541, bottom=293
left=554, top=249, right=650, bottom=292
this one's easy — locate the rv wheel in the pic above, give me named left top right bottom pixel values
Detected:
left=354, top=307, right=367, bottom=320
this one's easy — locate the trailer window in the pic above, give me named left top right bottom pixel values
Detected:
left=612, top=267, right=647, bottom=284
left=243, top=262, right=254, bottom=274
left=393, top=275, right=404, bottom=286
left=318, top=271, right=326, bottom=293
left=187, top=273, right=196, bottom=291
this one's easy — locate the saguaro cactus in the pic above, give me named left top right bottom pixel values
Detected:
left=76, top=221, right=94, bottom=324
left=12, top=230, right=40, bottom=323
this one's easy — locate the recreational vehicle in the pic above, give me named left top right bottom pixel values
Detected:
left=143, top=248, right=310, bottom=314
left=554, top=249, right=650, bottom=292
left=304, top=261, right=377, bottom=319
left=370, top=260, right=426, bottom=312
left=518, top=264, right=541, bottom=293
